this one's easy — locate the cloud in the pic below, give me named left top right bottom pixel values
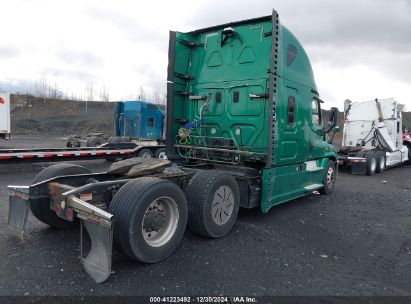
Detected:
left=0, top=46, right=20, bottom=58
left=186, top=0, right=411, bottom=52
left=43, top=67, right=99, bottom=82
left=186, top=0, right=411, bottom=85
left=85, top=6, right=168, bottom=49
left=0, top=79, right=31, bottom=94
left=55, top=49, right=104, bottom=67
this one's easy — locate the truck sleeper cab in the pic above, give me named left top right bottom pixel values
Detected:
left=7, top=10, right=339, bottom=283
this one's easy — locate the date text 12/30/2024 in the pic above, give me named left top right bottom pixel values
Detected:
left=149, top=296, right=257, bottom=303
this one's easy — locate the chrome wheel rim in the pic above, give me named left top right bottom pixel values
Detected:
left=158, top=151, right=167, bottom=159
left=142, top=196, right=179, bottom=247
left=141, top=152, right=152, bottom=158
left=326, top=166, right=336, bottom=189
left=211, top=186, right=234, bottom=225
left=380, top=156, right=385, bottom=170
left=370, top=157, right=377, bottom=172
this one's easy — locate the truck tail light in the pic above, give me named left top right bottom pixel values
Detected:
left=66, top=208, right=73, bottom=219
left=54, top=204, right=62, bottom=216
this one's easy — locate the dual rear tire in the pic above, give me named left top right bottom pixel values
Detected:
left=109, top=178, right=188, bottom=263
left=108, top=172, right=241, bottom=263
left=137, top=148, right=167, bottom=159
left=30, top=163, right=91, bottom=229
left=361, top=151, right=386, bottom=175
left=185, top=171, right=240, bottom=238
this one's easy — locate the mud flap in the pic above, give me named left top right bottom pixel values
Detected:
left=7, top=186, right=30, bottom=239
left=351, top=162, right=367, bottom=175
left=80, top=219, right=113, bottom=284
left=68, top=196, right=114, bottom=284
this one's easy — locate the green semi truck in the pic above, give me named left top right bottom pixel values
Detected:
left=7, top=10, right=339, bottom=283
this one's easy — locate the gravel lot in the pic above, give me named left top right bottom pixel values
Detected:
left=0, top=136, right=410, bottom=296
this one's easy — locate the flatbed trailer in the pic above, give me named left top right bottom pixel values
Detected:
left=0, top=143, right=165, bottom=164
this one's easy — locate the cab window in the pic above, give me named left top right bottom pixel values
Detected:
left=311, top=99, right=321, bottom=126
left=147, top=117, right=155, bottom=128
left=287, top=96, right=295, bottom=125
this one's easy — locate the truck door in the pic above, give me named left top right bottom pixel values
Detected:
left=144, top=115, right=155, bottom=139
left=277, top=86, right=306, bottom=165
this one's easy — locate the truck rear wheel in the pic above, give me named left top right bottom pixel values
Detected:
left=30, top=163, right=91, bottom=229
left=87, top=136, right=104, bottom=147
left=185, top=171, right=240, bottom=238
left=137, top=148, right=153, bottom=158
left=108, top=136, right=128, bottom=144
left=154, top=148, right=166, bottom=159
left=365, top=152, right=377, bottom=176
left=376, top=151, right=386, bottom=173
left=319, top=160, right=336, bottom=195
left=108, top=177, right=188, bottom=263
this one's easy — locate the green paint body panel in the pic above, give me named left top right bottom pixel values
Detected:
left=167, top=11, right=338, bottom=212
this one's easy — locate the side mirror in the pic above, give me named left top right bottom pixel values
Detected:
left=328, top=107, right=339, bottom=129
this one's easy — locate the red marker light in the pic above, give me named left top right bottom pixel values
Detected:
left=54, top=204, right=62, bottom=216
left=66, top=208, right=73, bottom=219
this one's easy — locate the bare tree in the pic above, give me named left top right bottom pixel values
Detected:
left=85, top=82, right=95, bottom=112
left=138, top=85, right=146, bottom=100
left=152, top=87, right=161, bottom=104
left=161, top=91, right=167, bottom=105
left=99, top=85, right=110, bottom=108
left=86, top=82, right=94, bottom=101
left=41, top=73, right=47, bottom=103
left=99, top=85, right=110, bottom=102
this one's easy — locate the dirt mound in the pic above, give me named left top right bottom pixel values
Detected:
left=11, top=94, right=115, bottom=136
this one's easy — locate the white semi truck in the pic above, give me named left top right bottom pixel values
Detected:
left=338, top=98, right=410, bottom=175
left=0, top=92, right=11, bottom=140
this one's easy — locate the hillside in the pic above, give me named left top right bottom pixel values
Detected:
left=11, top=94, right=115, bottom=136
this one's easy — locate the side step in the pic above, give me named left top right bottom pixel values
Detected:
left=304, top=183, right=323, bottom=191
left=305, top=160, right=322, bottom=172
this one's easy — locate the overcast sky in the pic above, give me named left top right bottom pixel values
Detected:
left=0, top=0, right=410, bottom=109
